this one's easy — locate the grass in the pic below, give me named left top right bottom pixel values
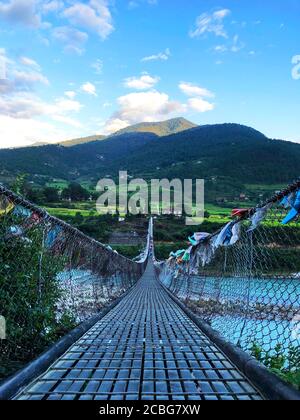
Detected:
left=205, top=203, right=231, bottom=214
left=245, top=183, right=287, bottom=192
left=44, top=200, right=235, bottom=222
left=45, top=207, right=98, bottom=217
left=46, top=180, right=95, bottom=192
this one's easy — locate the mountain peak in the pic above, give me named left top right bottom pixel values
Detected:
left=114, top=117, right=197, bottom=137
left=49, top=118, right=196, bottom=148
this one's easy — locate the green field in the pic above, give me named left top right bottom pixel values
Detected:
left=44, top=200, right=238, bottom=223
left=245, top=183, right=287, bottom=193
left=46, top=207, right=98, bottom=217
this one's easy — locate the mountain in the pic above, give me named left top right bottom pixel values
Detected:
left=0, top=132, right=158, bottom=181
left=55, top=118, right=197, bottom=148
left=58, top=135, right=106, bottom=147
left=114, top=117, right=197, bottom=137
left=0, top=122, right=299, bottom=191
left=113, top=124, right=269, bottom=178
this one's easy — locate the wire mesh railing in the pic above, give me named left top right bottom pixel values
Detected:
left=0, top=185, right=149, bottom=380
left=157, top=181, right=300, bottom=387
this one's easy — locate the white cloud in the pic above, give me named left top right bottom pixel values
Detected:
left=52, top=114, right=83, bottom=128
left=0, top=92, right=82, bottom=119
left=0, top=48, right=11, bottom=80
left=214, top=45, right=227, bottom=53
left=292, top=55, right=300, bottom=80
left=128, top=0, right=158, bottom=9
left=38, top=35, right=50, bottom=47
left=124, top=73, right=159, bottom=90
left=91, top=58, right=103, bottom=74
left=13, top=69, right=49, bottom=88
left=0, top=114, right=66, bottom=148
left=0, top=80, right=13, bottom=95
left=19, top=56, right=41, bottom=70
left=179, top=82, right=214, bottom=98
left=0, top=0, right=41, bottom=28
left=141, top=48, right=171, bottom=62
left=62, top=0, right=114, bottom=40
left=0, top=111, right=87, bottom=148
left=0, top=50, right=49, bottom=94
left=104, top=118, right=129, bottom=134
left=80, top=81, right=97, bottom=96
left=42, top=0, right=64, bottom=14
left=0, top=49, right=86, bottom=148
left=214, top=35, right=245, bottom=54
left=0, top=70, right=48, bottom=94
left=0, top=93, right=45, bottom=118
left=52, top=26, right=88, bottom=55
left=214, top=9, right=230, bottom=20
left=64, top=90, right=76, bottom=99
left=104, top=80, right=216, bottom=134
left=0, top=92, right=84, bottom=147
left=187, top=97, right=214, bottom=112
left=40, top=20, right=52, bottom=30
left=179, top=82, right=215, bottom=113
left=231, top=34, right=245, bottom=53
left=190, top=8, right=231, bottom=39
left=53, top=97, right=82, bottom=113
left=114, top=91, right=184, bottom=122
left=0, top=1, right=114, bottom=46
left=104, top=90, right=185, bottom=134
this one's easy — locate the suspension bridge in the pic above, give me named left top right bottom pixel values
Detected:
left=0, top=184, right=299, bottom=400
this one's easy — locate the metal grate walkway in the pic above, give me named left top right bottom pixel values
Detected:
left=15, top=263, right=263, bottom=400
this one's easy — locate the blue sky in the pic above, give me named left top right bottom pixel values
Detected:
left=0, top=0, right=299, bottom=148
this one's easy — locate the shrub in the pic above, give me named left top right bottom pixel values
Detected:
left=251, top=343, right=300, bottom=390
left=0, top=218, right=76, bottom=380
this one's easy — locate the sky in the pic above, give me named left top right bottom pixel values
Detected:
left=0, top=0, right=299, bottom=148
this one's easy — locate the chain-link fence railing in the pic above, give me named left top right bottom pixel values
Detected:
left=157, top=182, right=300, bottom=388
left=0, top=185, right=149, bottom=380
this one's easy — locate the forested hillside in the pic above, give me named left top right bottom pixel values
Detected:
left=0, top=122, right=299, bottom=191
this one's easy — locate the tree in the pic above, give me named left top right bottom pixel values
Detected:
left=11, top=175, right=45, bottom=205
left=204, top=211, right=210, bottom=219
left=62, top=183, right=89, bottom=201
left=25, top=188, right=45, bottom=205
left=74, top=212, right=84, bottom=224
left=11, top=174, right=27, bottom=195
left=43, top=187, right=59, bottom=203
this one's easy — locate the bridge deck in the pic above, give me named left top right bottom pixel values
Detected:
left=15, top=264, right=262, bottom=400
